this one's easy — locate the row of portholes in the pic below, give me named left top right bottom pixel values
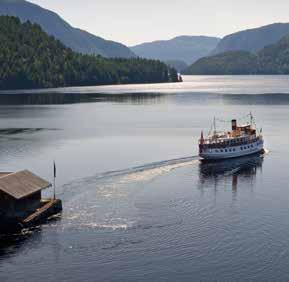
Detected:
left=215, top=148, right=236, bottom=153
left=240, top=144, right=254, bottom=150
left=215, top=143, right=255, bottom=153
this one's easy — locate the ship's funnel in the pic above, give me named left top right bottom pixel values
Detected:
left=232, top=119, right=237, bottom=131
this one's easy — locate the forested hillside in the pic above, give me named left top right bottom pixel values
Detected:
left=257, top=36, right=289, bottom=74
left=184, top=51, right=259, bottom=75
left=0, top=16, right=179, bottom=90
left=0, top=0, right=135, bottom=58
left=212, top=23, right=289, bottom=55
left=185, top=35, right=289, bottom=75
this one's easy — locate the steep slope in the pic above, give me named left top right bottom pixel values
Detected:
left=258, top=35, right=289, bottom=74
left=131, top=36, right=220, bottom=65
left=165, top=60, right=188, bottom=72
left=185, top=35, right=289, bottom=75
left=0, top=0, right=135, bottom=58
left=212, top=23, right=289, bottom=55
left=0, top=16, right=179, bottom=90
left=184, top=51, right=258, bottom=75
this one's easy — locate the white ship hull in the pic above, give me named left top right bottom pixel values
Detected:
left=199, top=139, right=264, bottom=160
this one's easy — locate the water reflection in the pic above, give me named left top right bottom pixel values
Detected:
left=224, top=94, right=289, bottom=105
left=96, top=93, right=165, bottom=105
left=0, top=213, right=63, bottom=264
left=0, top=92, right=165, bottom=105
left=3, top=91, right=289, bottom=105
left=0, top=228, right=43, bottom=259
left=198, top=153, right=264, bottom=192
left=0, top=128, right=46, bottom=135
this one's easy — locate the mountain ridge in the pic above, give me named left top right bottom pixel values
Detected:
left=185, top=34, right=289, bottom=75
left=0, top=0, right=135, bottom=58
left=212, top=23, right=289, bottom=55
left=0, top=16, right=179, bottom=90
left=131, top=36, right=220, bottom=65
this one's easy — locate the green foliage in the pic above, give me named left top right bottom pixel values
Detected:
left=184, top=51, right=259, bottom=75
left=258, top=36, right=289, bottom=74
left=0, top=16, right=179, bottom=90
left=185, top=35, right=289, bottom=75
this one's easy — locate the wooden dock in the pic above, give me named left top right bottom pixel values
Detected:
left=23, top=199, right=62, bottom=227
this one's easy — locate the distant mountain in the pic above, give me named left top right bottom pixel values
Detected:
left=212, top=23, right=289, bottom=55
left=0, top=0, right=135, bottom=58
left=184, top=51, right=258, bottom=75
left=258, top=35, right=289, bottom=74
left=185, top=35, right=289, bottom=75
left=0, top=16, right=179, bottom=90
left=165, top=60, right=188, bottom=72
left=131, top=36, right=220, bottom=65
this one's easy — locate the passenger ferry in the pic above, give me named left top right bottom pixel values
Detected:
left=199, top=114, right=264, bottom=160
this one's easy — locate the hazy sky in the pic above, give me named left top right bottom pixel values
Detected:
left=29, top=0, right=289, bottom=46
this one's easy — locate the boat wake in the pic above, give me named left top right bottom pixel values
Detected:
left=93, top=156, right=199, bottom=182
left=62, top=155, right=200, bottom=193
left=60, top=152, right=268, bottom=231
left=60, top=155, right=199, bottom=231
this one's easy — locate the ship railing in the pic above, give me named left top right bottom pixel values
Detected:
left=199, top=135, right=261, bottom=148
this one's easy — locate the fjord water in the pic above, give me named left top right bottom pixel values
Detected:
left=1, top=75, right=289, bottom=281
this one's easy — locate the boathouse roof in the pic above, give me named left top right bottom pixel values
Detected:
left=0, top=170, right=51, bottom=200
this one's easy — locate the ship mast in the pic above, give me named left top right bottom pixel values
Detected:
left=213, top=117, right=217, bottom=136
left=249, top=112, right=253, bottom=127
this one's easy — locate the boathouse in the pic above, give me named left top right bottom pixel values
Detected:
left=0, top=170, right=52, bottom=220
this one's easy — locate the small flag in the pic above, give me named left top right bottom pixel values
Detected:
left=54, top=161, right=56, bottom=178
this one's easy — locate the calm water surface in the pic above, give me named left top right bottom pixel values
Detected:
left=1, top=76, right=289, bottom=281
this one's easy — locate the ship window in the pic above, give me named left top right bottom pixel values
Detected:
left=220, top=150, right=223, bottom=152
left=225, top=149, right=227, bottom=152
left=241, top=147, right=243, bottom=150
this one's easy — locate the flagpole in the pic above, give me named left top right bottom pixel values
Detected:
left=53, top=161, right=56, bottom=200
left=53, top=176, right=56, bottom=200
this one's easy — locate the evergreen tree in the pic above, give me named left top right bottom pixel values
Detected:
left=0, top=16, right=180, bottom=90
